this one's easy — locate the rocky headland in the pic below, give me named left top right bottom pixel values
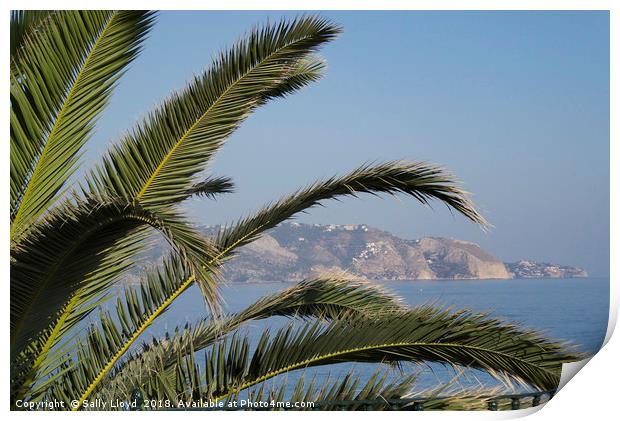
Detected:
left=136, top=222, right=587, bottom=283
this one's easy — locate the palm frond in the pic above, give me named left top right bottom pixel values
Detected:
left=10, top=11, right=155, bottom=240
left=246, top=368, right=500, bottom=411
left=245, top=369, right=419, bottom=410
left=24, top=219, right=273, bottom=405
left=88, top=16, right=340, bottom=208
left=48, top=275, right=406, bottom=404
left=157, top=307, right=582, bottom=401
left=89, top=285, right=581, bottom=404
left=10, top=292, right=113, bottom=406
left=10, top=10, right=54, bottom=59
left=171, top=176, right=235, bottom=203
left=216, top=161, right=487, bottom=254
left=235, top=273, right=407, bottom=321
left=10, top=195, right=218, bottom=362
left=34, top=256, right=201, bottom=406
left=256, top=54, right=326, bottom=104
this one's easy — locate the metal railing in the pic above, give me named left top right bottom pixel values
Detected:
left=311, top=390, right=555, bottom=411
left=129, top=388, right=555, bottom=411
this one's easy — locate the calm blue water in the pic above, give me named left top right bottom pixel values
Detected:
left=139, top=277, right=609, bottom=393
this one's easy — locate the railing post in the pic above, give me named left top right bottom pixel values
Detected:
left=487, top=400, right=498, bottom=411
left=511, top=398, right=520, bottom=410
left=129, top=388, right=144, bottom=411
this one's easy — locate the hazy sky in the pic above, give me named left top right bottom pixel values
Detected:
left=87, top=11, right=610, bottom=276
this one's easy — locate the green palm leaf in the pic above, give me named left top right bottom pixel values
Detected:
left=45, top=274, right=404, bottom=405
left=247, top=369, right=498, bottom=411
left=89, top=16, right=340, bottom=208
left=10, top=192, right=223, bottom=404
left=256, top=54, right=327, bottom=104
left=10, top=195, right=218, bottom=357
left=95, top=275, right=407, bottom=400
left=170, top=175, right=235, bottom=204
left=10, top=11, right=155, bottom=240
left=235, top=274, right=407, bottom=321
left=247, top=369, right=418, bottom=410
left=216, top=161, right=487, bottom=253
left=10, top=10, right=54, bottom=59
left=32, top=256, right=200, bottom=405
left=167, top=308, right=582, bottom=401
left=83, top=280, right=581, bottom=405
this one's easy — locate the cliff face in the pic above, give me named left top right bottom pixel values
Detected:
left=216, top=223, right=514, bottom=282
left=415, top=237, right=512, bottom=280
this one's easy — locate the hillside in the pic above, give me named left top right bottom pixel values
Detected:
left=136, top=222, right=587, bottom=282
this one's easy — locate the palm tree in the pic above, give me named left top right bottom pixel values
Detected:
left=10, top=11, right=581, bottom=410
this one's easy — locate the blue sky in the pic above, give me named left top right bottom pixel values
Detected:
left=88, top=11, right=610, bottom=276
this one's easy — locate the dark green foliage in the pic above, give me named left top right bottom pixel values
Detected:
left=10, top=10, right=53, bottom=58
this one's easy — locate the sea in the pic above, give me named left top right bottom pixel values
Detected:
left=141, top=277, right=610, bottom=395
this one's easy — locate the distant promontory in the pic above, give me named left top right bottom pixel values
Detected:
left=139, top=222, right=588, bottom=282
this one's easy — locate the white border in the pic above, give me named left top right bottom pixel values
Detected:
left=2, top=1, right=617, bottom=419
